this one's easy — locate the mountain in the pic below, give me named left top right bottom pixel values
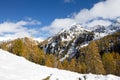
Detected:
left=40, top=18, right=120, bottom=61
left=91, top=18, right=120, bottom=39
left=108, top=17, right=120, bottom=32
left=0, top=49, right=120, bottom=80
left=40, top=24, right=94, bottom=61
left=90, top=25, right=107, bottom=39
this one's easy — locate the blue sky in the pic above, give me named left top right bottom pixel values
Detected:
left=0, top=0, right=99, bottom=25
left=0, top=0, right=120, bottom=40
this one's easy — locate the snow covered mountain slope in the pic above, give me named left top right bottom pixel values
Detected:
left=0, top=49, right=120, bottom=80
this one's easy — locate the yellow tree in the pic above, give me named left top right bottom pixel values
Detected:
left=85, top=41, right=105, bottom=74
left=57, top=61, right=63, bottom=69
left=12, top=39, right=23, bottom=56
left=69, top=59, right=76, bottom=71
left=62, top=59, right=69, bottom=70
left=45, top=54, right=54, bottom=67
left=113, top=52, right=120, bottom=76
left=102, top=52, right=116, bottom=74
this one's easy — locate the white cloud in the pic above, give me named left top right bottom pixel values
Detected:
left=74, top=0, right=120, bottom=23
left=41, top=18, right=75, bottom=34
left=64, top=0, right=74, bottom=3
left=0, top=19, right=41, bottom=40
left=91, top=0, right=120, bottom=19
left=85, top=20, right=112, bottom=28
left=40, top=0, right=120, bottom=38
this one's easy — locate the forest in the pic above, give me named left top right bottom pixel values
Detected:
left=0, top=32, right=120, bottom=76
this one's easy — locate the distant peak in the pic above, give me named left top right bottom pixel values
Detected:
left=58, top=28, right=66, bottom=34
left=116, top=17, right=120, bottom=23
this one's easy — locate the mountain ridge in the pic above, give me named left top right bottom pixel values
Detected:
left=40, top=18, right=120, bottom=61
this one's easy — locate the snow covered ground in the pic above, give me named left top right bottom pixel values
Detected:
left=0, top=49, right=120, bottom=80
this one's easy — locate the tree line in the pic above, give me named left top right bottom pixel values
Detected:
left=0, top=32, right=120, bottom=76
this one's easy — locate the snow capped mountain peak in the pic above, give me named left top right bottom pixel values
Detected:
left=70, top=24, right=83, bottom=30
left=116, top=17, right=120, bottom=23
left=107, top=18, right=120, bottom=33
left=40, top=24, right=94, bottom=60
left=58, top=28, right=66, bottom=34
left=54, top=24, right=89, bottom=42
left=89, top=18, right=120, bottom=39
left=90, top=25, right=105, bottom=32
left=69, top=24, right=88, bottom=33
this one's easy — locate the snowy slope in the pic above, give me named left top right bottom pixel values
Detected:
left=0, top=49, right=120, bottom=80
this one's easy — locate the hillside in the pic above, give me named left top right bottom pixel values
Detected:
left=0, top=49, right=120, bottom=80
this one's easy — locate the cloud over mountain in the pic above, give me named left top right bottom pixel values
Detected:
left=40, top=0, right=120, bottom=38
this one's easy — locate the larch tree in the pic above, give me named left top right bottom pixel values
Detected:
left=12, top=39, right=23, bottom=56
left=102, top=52, right=116, bottom=74
left=85, top=41, right=105, bottom=74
